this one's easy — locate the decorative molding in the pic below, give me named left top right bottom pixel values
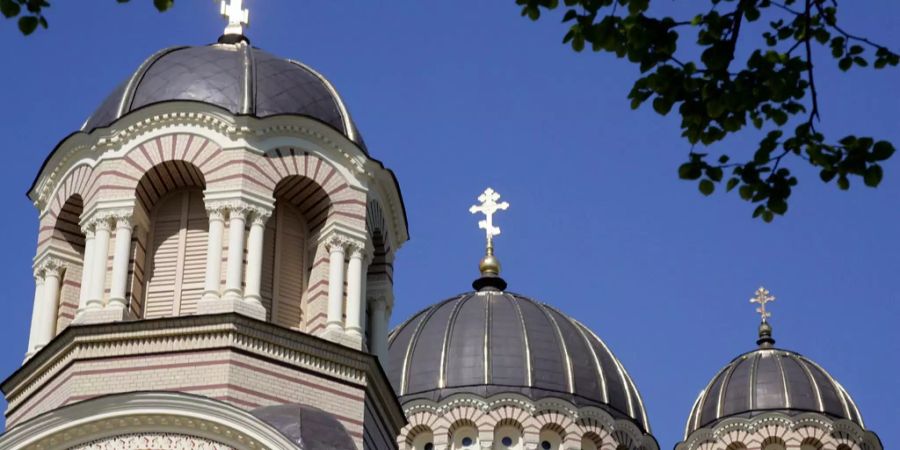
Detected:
left=68, top=432, right=234, bottom=450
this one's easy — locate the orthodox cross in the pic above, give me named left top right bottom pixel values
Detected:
left=750, top=286, right=775, bottom=323
left=220, top=0, right=250, bottom=36
left=469, top=188, right=509, bottom=255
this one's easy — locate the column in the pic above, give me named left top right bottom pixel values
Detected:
left=369, top=297, right=387, bottom=361
left=202, top=207, right=226, bottom=301
left=25, top=273, right=45, bottom=357
left=223, top=205, right=248, bottom=301
left=76, top=227, right=95, bottom=314
left=107, top=214, right=133, bottom=309
left=243, top=208, right=270, bottom=307
left=345, top=243, right=368, bottom=339
left=87, top=217, right=111, bottom=309
left=325, top=236, right=347, bottom=332
left=36, top=260, right=64, bottom=350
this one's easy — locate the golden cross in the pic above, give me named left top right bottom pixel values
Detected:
left=469, top=188, right=509, bottom=254
left=220, top=0, right=249, bottom=36
left=750, top=286, right=775, bottom=323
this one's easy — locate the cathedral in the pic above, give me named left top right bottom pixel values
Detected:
left=0, top=2, right=885, bottom=450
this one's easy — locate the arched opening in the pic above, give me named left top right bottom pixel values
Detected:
left=260, top=176, right=331, bottom=330
left=581, top=432, right=603, bottom=450
left=451, top=422, right=479, bottom=450
left=51, top=195, right=85, bottom=330
left=493, top=420, right=524, bottom=449
left=726, top=443, right=749, bottom=450
left=800, top=438, right=823, bottom=450
left=539, top=427, right=563, bottom=450
left=762, top=437, right=787, bottom=450
left=137, top=161, right=207, bottom=318
left=410, top=429, right=435, bottom=450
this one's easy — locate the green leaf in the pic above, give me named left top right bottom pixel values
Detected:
left=0, top=0, right=21, bottom=18
left=768, top=199, right=787, bottom=215
left=864, top=165, right=883, bottom=187
left=699, top=179, right=715, bottom=196
left=652, top=97, right=672, bottom=114
left=726, top=178, right=739, bottom=191
left=872, top=141, right=895, bottom=160
left=679, top=162, right=702, bottom=180
left=18, top=16, right=38, bottom=35
left=153, top=0, right=173, bottom=11
left=837, top=175, right=850, bottom=190
left=739, top=185, right=754, bottom=200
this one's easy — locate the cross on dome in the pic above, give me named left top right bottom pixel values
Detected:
left=220, top=0, right=250, bottom=37
left=750, top=286, right=775, bottom=323
left=469, top=187, right=509, bottom=255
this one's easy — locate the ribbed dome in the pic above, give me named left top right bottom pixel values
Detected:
left=82, top=43, right=366, bottom=151
left=685, top=347, right=864, bottom=437
left=251, top=403, right=356, bottom=449
left=388, top=290, right=651, bottom=433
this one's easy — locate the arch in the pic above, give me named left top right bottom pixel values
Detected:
left=762, top=437, right=788, bottom=450
left=449, top=420, right=480, bottom=450
left=136, top=161, right=207, bottom=319
left=49, top=195, right=86, bottom=331
left=407, top=424, right=436, bottom=450
left=0, top=391, right=297, bottom=449
left=494, top=418, right=525, bottom=450
left=538, top=425, right=564, bottom=450
left=801, top=437, right=824, bottom=450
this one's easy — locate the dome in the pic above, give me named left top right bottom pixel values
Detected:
left=685, top=347, right=865, bottom=437
left=387, top=289, right=651, bottom=433
left=82, top=43, right=366, bottom=151
left=250, top=403, right=356, bottom=449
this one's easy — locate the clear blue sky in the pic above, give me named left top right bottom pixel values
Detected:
left=1, top=1, right=897, bottom=448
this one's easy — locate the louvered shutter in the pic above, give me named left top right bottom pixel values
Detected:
left=261, top=202, right=307, bottom=330
left=143, top=189, right=208, bottom=318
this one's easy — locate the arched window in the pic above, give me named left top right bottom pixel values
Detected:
left=452, top=425, right=479, bottom=449
left=143, top=188, right=208, bottom=317
left=51, top=195, right=85, bottom=330
left=136, top=161, right=207, bottom=318
left=411, top=430, right=434, bottom=450
left=539, top=429, right=563, bottom=450
left=762, top=438, right=787, bottom=450
left=493, top=423, right=523, bottom=449
left=581, top=434, right=601, bottom=450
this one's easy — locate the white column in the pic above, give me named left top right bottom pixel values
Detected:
left=76, top=227, right=95, bottom=314
left=370, top=297, right=387, bottom=361
left=36, top=260, right=64, bottom=350
left=87, top=218, right=111, bottom=309
left=107, top=215, right=133, bottom=309
left=325, top=236, right=347, bottom=332
left=25, top=273, right=45, bottom=357
left=243, top=209, right=270, bottom=307
left=202, top=207, right=226, bottom=301
left=345, top=244, right=368, bottom=339
left=223, top=206, right=248, bottom=301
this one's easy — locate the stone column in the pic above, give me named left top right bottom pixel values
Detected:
left=243, top=208, right=271, bottom=307
left=36, top=259, right=64, bottom=351
left=223, top=205, right=248, bottom=302
left=76, top=226, right=95, bottom=314
left=202, top=206, right=226, bottom=301
left=25, top=272, right=45, bottom=358
left=86, top=217, right=111, bottom=309
left=107, top=214, right=133, bottom=310
left=345, top=241, right=370, bottom=341
left=325, top=235, right=347, bottom=333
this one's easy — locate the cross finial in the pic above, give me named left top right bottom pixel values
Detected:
left=750, top=286, right=775, bottom=323
left=220, top=0, right=249, bottom=37
left=469, top=187, right=509, bottom=256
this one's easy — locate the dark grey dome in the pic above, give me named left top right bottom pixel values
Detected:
left=251, top=403, right=356, bottom=449
left=82, top=43, right=366, bottom=151
left=685, top=347, right=865, bottom=436
left=388, top=290, right=651, bottom=433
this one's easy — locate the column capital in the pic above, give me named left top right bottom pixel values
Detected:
left=248, top=206, right=272, bottom=226
left=36, top=257, right=66, bottom=278
left=347, top=239, right=373, bottom=262
left=84, top=208, right=134, bottom=231
left=205, top=199, right=269, bottom=221
left=323, top=233, right=350, bottom=253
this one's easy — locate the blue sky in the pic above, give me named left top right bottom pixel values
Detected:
left=1, top=1, right=897, bottom=448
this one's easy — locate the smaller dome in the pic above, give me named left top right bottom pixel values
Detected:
left=685, top=347, right=864, bottom=436
left=388, top=290, right=651, bottom=433
left=251, top=403, right=356, bottom=449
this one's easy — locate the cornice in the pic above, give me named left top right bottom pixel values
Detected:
left=1, top=313, right=395, bottom=419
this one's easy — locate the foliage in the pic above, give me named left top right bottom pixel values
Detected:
left=0, top=0, right=173, bottom=35
left=517, top=0, right=897, bottom=221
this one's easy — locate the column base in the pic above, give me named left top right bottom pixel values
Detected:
left=321, top=327, right=364, bottom=350
left=196, top=298, right=266, bottom=321
left=72, top=305, right=132, bottom=325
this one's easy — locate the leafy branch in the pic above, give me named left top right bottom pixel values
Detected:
left=1, top=0, right=174, bottom=35
left=517, top=0, right=898, bottom=221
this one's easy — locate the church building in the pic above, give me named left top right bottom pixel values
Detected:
left=0, top=2, right=884, bottom=450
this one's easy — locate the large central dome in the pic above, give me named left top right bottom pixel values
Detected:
left=82, top=43, right=366, bottom=150
left=387, top=289, right=651, bottom=433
